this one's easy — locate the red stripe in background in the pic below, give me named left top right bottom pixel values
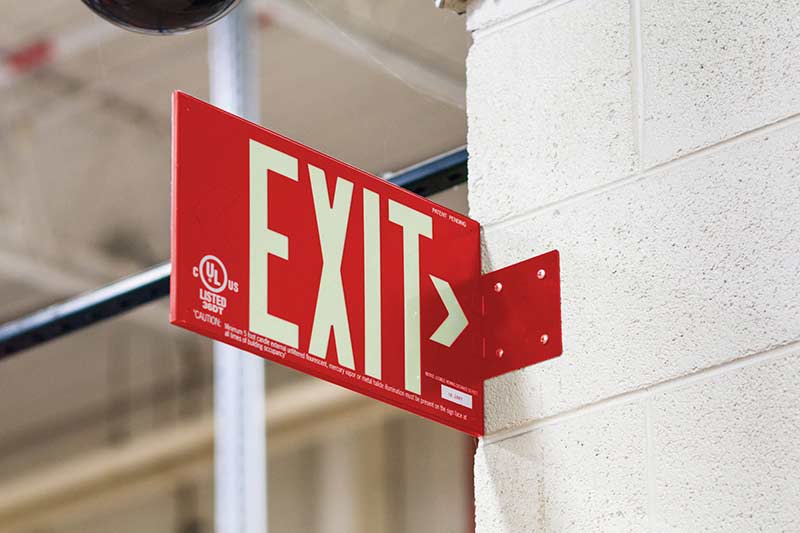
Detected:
left=256, top=12, right=273, bottom=29
left=6, top=39, right=54, bottom=73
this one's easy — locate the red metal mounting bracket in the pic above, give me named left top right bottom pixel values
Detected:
left=480, top=250, right=562, bottom=380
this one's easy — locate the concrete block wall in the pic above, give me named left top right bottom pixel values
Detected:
left=466, top=0, right=800, bottom=530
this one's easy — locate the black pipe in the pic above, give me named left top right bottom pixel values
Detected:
left=0, top=147, right=468, bottom=359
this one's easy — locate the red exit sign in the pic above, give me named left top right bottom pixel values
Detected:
left=171, top=92, right=561, bottom=436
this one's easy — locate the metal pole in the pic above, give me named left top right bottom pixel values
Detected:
left=208, top=3, right=267, bottom=533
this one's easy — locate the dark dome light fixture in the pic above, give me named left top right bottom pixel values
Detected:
left=80, top=0, right=241, bottom=35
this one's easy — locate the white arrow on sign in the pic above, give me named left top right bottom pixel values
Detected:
left=429, top=275, right=469, bottom=347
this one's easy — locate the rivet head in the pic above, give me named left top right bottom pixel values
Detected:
left=493, top=282, right=503, bottom=293
left=495, top=348, right=504, bottom=358
left=537, top=269, right=546, bottom=280
left=540, top=334, right=549, bottom=345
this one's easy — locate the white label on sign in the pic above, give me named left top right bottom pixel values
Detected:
left=441, top=384, right=472, bottom=409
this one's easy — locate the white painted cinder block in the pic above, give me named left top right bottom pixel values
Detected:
left=481, top=120, right=800, bottom=433
left=467, top=0, right=637, bottom=225
left=640, top=0, right=800, bottom=167
left=474, top=401, right=648, bottom=532
left=469, top=0, right=800, bottom=530
left=651, top=348, right=800, bottom=530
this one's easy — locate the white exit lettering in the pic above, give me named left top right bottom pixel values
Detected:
left=247, top=139, right=466, bottom=394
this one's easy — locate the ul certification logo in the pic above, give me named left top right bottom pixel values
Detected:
left=193, top=255, right=239, bottom=294
left=198, top=255, right=227, bottom=293
left=192, top=255, right=239, bottom=320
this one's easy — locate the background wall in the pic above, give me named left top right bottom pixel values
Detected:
left=0, top=2, right=474, bottom=531
left=466, top=0, right=800, bottom=530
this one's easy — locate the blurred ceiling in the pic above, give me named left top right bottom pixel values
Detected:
left=0, top=1, right=471, bottom=531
